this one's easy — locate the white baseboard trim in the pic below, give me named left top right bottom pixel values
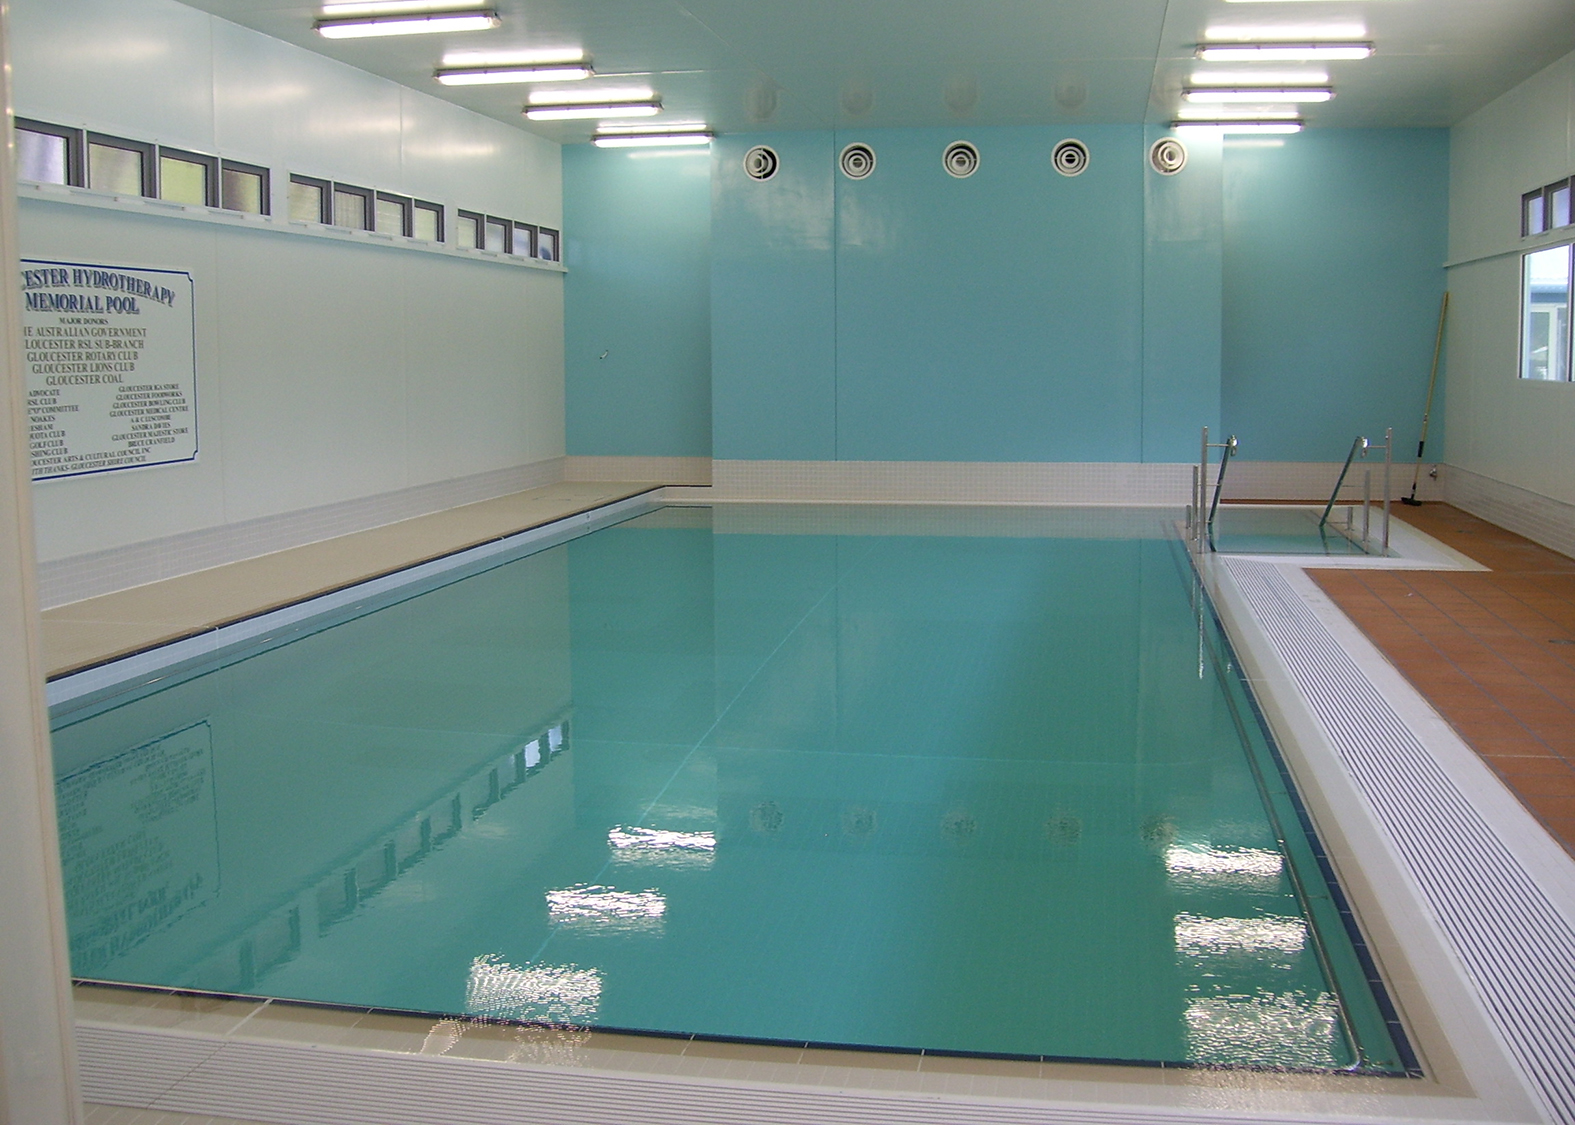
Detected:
left=1439, top=465, right=1575, bottom=560
left=36, top=459, right=565, bottom=609
left=706, top=461, right=1192, bottom=506
left=563, top=456, right=712, bottom=485
left=1220, top=461, right=1444, bottom=503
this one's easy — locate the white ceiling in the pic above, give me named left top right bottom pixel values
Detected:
left=182, top=0, right=1575, bottom=141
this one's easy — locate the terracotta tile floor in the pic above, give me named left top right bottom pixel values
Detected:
left=1308, top=504, right=1575, bottom=853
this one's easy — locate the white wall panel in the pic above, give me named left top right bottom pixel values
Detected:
left=1445, top=48, right=1575, bottom=510
left=11, top=0, right=216, bottom=153
left=11, top=0, right=565, bottom=570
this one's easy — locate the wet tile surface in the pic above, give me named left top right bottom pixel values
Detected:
left=1310, top=504, right=1575, bottom=853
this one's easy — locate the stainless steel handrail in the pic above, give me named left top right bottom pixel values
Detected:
left=1205, top=435, right=1238, bottom=551
left=1320, top=435, right=1369, bottom=531
left=1319, top=429, right=1393, bottom=553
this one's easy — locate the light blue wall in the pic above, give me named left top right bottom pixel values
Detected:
left=565, top=126, right=1450, bottom=465
left=710, top=132, right=838, bottom=460
left=831, top=127, right=1144, bottom=462
left=564, top=146, right=713, bottom=458
left=1221, top=129, right=1450, bottom=463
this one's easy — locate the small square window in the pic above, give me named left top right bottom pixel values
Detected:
left=87, top=134, right=154, bottom=196
left=288, top=175, right=330, bottom=223
left=333, top=184, right=373, bottom=230
left=1522, top=244, right=1572, bottom=381
left=483, top=216, right=510, bottom=253
left=15, top=119, right=81, bottom=185
left=375, top=192, right=412, bottom=237
left=413, top=200, right=442, bottom=242
left=1551, top=180, right=1573, bottom=229
left=536, top=227, right=559, bottom=262
left=220, top=161, right=269, bottom=214
left=158, top=147, right=218, bottom=207
left=512, top=222, right=537, bottom=258
left=1524, top=189, right=1548, bottom=237
left=456, top=209, right=483, bottom=249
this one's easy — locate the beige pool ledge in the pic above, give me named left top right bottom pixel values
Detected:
left=41, top=480, right=665, bottom=679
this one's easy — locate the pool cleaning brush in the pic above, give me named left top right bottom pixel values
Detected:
left=1403, top=291, right=1448, bottom=506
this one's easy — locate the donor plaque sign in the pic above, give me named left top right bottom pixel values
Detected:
left=20, top=259, right=197, bottom=480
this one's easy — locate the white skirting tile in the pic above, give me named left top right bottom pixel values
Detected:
left=563, top=456, right=712, bottom=485
left=35, top=459, right=565, bottom=609
left=1221, top=461, right=1443, bottom=503
left=1439, top=464, right=1575, bottom=560
left=709, top=461, right=1192, bottom=506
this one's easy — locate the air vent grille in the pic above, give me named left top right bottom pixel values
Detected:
left=943, top=140, right=979, bottom=178
left=1150, top=137, right=1188, bottom=176
left=839, top=143, right=875, bottom=180
left=743, top=145, right=778, bottom=181
left=1052, top=139, right=1089, bottom=176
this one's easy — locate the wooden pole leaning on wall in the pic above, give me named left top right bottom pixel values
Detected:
left=0, top=1, right=86, bottom=1121
left=1403, top=290, right=1449, bottom=507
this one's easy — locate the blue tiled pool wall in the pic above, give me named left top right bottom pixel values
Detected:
left=50, top=509, right=1410, bottom=1070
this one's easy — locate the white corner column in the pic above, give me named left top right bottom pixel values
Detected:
left=0, top=1, right=85, bottom=1121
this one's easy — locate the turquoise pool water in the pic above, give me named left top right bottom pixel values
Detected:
left=1209, top=505, right=1391, bottom=556
left=50, top=504, right=1410, bottom=1071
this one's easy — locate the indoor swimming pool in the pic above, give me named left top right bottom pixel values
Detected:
left=47, top=503, right=1413, bottom=1073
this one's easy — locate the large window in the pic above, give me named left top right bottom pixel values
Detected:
left=1522, top=244, right=1572, bottom=381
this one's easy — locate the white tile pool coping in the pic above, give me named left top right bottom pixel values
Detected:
left=67, top=495, right=1575, bottom=1125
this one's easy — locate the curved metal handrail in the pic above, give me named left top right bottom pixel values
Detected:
left=1205, top=436, right=1238, bottom=550
left=1320, top=436, right=1369, bottom=531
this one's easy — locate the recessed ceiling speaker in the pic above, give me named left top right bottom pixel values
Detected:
left=1052, top=138, right=1089, bottom=176
left=1150, top=137, right=1188, bottom=176
left=943, top=140, right=979, bottom=178
left=840, top=142, right=876, bottom=179
left=743, top=145, right=779, bottom=181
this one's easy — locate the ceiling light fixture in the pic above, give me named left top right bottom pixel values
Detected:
left=322, top=0, right=479, bottom=13
left=593, top=131, right=711, bottom=147
left=1189, top=69, right=1329, bottom=85
left=526, top=99, right=662, bottom=120
left=1174, top=105, right=1302, bottom=120
left=442, top=47, right=586, bottom=66
left=1173, top=119, right=1304, bottom=134
left=1196, top=42, right=1372, bottom=61
left=1183, top=86, right=1332, bottom=103
left=316, top=9, right=499, bottom=38
left=437, top=63, right=593, bottom=84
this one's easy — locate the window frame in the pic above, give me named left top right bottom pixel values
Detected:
left=374, top=191, right=414, bottom=237
left=536, top=226, right=560, bottom=263
left=1520, top=241, right=1574, bottom=383
left=331, top=182, right=375, bottom=231
left=455, top=209, right=484, bottom=249
left=512, top=221, right=538, bottom=259
left=156, top=145, right=220, bottom=207
left=483, top=215, right=512, bottom=254
left=412, top=199, right=444, bottom=243
left=86, top=132, right=156, bottom=197
left=288, top=174, right=332, bottom=224
left=1549, top=178, right=1573, bottom=231
left=14, top=117, right=84, bottom=186
left=219, top=159, right=271, bottom=215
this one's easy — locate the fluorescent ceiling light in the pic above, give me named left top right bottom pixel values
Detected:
left=594, top=132, right=711, bottom=147
left=442, top=47, right=586, bottom=66
left=316, top=9, right=499, bottom=37
left=1189, top=69, right=1328, bottom=85
left=527, top=101, right=661, bottom=120
left=1206, top=22, right=1366, bottom=39
left=1174, top=119, right=1304, bottom=134
left=527, top=86, right=653, bottom=105
left=1196, top=42, right=1373, bottom=61
left=437, top=64, right=592, bottom=84
left=1184, top=86, right=1332, bottom=103
left=1174, top=105, right=1302, bottom=120
left=322, top=0, right=475, bottom=13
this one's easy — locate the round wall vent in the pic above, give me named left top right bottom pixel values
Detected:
left=943, top=140, right=979, bottom=178
left=1149, top=137, right=1188, bottom=176
left=1052, top=139, right=1089, bottom=176
left=743, top=145, right=779, bottom=181
left=840, top=142, right=876, bottom=180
